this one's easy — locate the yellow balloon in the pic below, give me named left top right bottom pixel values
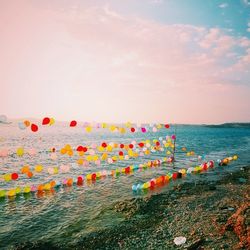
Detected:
left=23, top=186, right=31, bottom=193
left=15, top=187, right=21, bottom=194
left=233, top=155, right=238, bottom=160
left=49, top=117, right=55, bottom=125
left=77, top=158, right=84, bottom=165
left=17, top=147, right=24, bottom=156
left=102, top=123, right=107, bottom=128
left=119, top=155, right=124, bottom=160
left=86, top=174, right=91, bottom=180
left=54, top=167, right=59, bottom=174
left=86, top=155, right=93, bottom=161
left=8, top=189, right=16, bottom=197
left=4, top=174, right=11, bottom=182
left=101, top=153, right=108, bottom=161
left=44, top=183, right=51, bottom=191
left=35, top=165, right=43, bottom=172
left=85, top=126, right=92, bottom=132
left=107, top=145, right=113, bottom=152
left=65, top=144, right=72, bottom=150
left=119, top=127, right=126, bottom=134
left=93, top=155, right=99, bottom=161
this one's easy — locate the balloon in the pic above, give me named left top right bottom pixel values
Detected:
left=77, top=146, right=84, bottom=152
left=85, top=126, right=92, bottom=132
left=27, top=172, right=33, bottom=178
left=141, top=127, right=146, bottom=133
left=4, top=174, right=11, bottom=182
left=28, top=148, right=36, bottom=156
left=48, top=167, right=54, bottom=175
left=70, top=120, right=77, bottom=127
left=35, top=165, right=43, bottom=172
left=0, top=190, right=6, bottom=198
left=102, top=142, right=107, bottom=148
left=17, top=147, right=24, bottom=156
left=129, top=144, right=134, bottom=149
left=120, top=144, right=124, bottom=149
left=171, top=135, right=176, bottom=140
left=77, top=176, right=84, bottom=185
left=42, top=117, right=50, bottom=125
left=18, top=122, right=26, bottom=130
left=60, top=165, right=70, bottom=173
left=8, top=189, right=16, bottom=197
left=165, top=124, right=170, bottom=129
left=21, top=165, right=30, bottom=174
left=31, top=124, right=38, bottom=132
left=152, top=127, right=157, bottom=132
left=24, top=120, right=30, bottom=127
left=50, top=153, right=57, bottom=160
left=49, top=118, right=55, bottom=125
left=23, top=186, right=31, bottom=193
left=130, top=127, right=135, bottom=133
left=0, top=148, right=8, bottom=157
left=11, top=173, right=18, bottom=180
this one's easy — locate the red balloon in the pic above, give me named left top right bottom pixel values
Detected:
left=42, top=117, right=50, bottom=125
left=130, top=127, right=135, bottom=133
left=172, top=172, right=178, bottom=179
left=77, top=176, right=84, bottom=185
left=11, top=173, right=19, bottom=180
left=91, top=173, right=96, bottom=180
left=129, top=144, right=134, bottom=149
left=82, top=147, right=88, bottom=152
left=165, top=124, right=170, bottom=129
left=31, top=124, right=38, bottom=132
left=102, top=142, right=107, bottom=148
left=138, top=142, right=144, bottom=148
left=70, top=120, right=77, bottom=127
left=77, top=146, right=84, bottom=152
left=156, top=141, right=160, bottom=146
left=150, top=180, right=155, bottom=188
left=120, top=144, right=124, bottom=149
left=119, top=151, right=124, bottom=156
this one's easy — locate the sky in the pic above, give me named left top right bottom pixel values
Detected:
left=0, top=0, right=250, bottom=124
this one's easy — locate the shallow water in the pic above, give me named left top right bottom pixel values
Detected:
left=0, top=123, right=250, bottom=248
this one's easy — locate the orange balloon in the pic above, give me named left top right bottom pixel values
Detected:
left=21, top=165, right=30, bottom=174
left=24, top=120, right=30, bottom=127
left=27, top=171, right=33, bottom=178
left=67, top=178, right=73, bottom=186
left=37, top=184, right=44, bottom=191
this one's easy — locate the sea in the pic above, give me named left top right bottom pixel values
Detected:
left=0, top=122, right=250, bottom=248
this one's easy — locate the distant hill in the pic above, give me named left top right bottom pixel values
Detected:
left=204, top=123, right=250, bottom=128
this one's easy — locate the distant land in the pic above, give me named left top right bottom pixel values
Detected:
left=203, top=123, right=250, bottom=128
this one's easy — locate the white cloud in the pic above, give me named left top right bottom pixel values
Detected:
left=219, top=3, right=228, bottom=8
left=242, top=0, right=250, bottom=6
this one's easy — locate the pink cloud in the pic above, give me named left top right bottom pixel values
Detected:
left=0, top=2, right=249, bottom=123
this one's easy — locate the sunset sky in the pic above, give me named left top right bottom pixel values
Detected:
left=1, top=0, right=250, bottom=124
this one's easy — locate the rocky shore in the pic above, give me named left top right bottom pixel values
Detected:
left=15, top=166, right=249, bottom=250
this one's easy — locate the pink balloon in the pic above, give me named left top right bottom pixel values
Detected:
left=89, top=149, right=95, bottom=155
left=50, top=153, right=58, bottom=160
left=28, top=148, right=37, bottom=156
left=0, top=148, right=8, bottom=157
left=107, top=158, right=113, bottom=164
left=95, top=160, right=101, bottom=165
left=152, top=127, right=157, bottom=132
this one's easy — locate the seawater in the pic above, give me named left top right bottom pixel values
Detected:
left=0, top=123, right=250, bottom=248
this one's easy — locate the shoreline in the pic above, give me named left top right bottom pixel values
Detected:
left=14, top=165, right=249, bottom=250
